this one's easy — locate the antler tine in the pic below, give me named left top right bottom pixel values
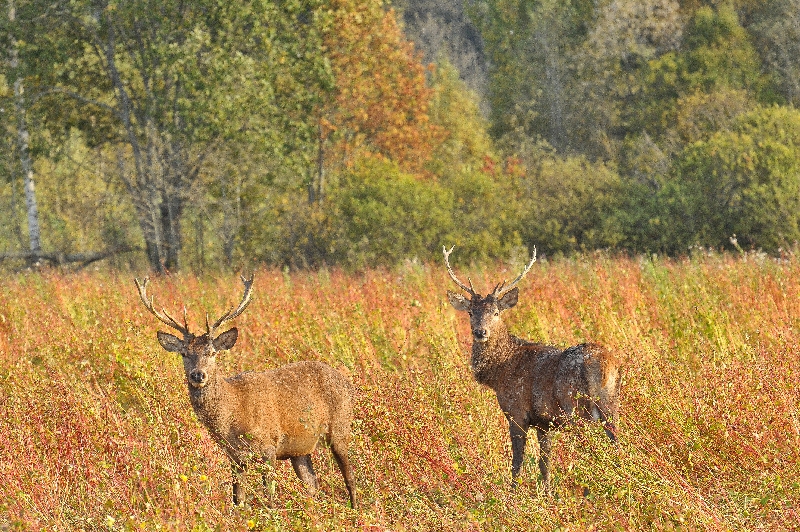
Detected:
left=134, top=277, right=191, bottom=337
left=443, top=245, right=476, bottom=297
left=492, top=281, right=506, bottom=295
left=493, top=246, right=538, bottom=298
left=209, top=274, right=255, bottom=334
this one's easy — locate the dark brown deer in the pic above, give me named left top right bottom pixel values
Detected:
left=444, top=246, right=621, bottom=491
left=135, top=275, right=357, bottom=508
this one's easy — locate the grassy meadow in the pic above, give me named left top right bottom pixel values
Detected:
left=0, top=252, right=799, bottom=531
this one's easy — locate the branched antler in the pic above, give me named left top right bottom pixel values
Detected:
left=491, top=246, right=537, bottom=298
left=135, top=277, right=191, bottom=337
left=206, top=274, right=254, bottom=336
left=443, top=246, right=477, bottom=297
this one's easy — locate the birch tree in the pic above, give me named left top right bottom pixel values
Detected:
left=44, top=0, right=330, bottom=272
left=6, top=0, right=40, bottom=256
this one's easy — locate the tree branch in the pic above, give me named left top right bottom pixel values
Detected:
left=32, top=87, right=123, bottom=122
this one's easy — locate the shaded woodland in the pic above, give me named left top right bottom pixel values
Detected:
left=2, top=0, right=800, bottom=271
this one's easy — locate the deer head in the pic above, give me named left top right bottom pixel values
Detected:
left=444, top=246, right=536, bottom=343
left=135, top=275, right=254, bottom=388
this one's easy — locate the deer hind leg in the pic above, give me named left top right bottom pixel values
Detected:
left=603, top=422, right=618, bottom=443
left=603, top=378, right=622, bottom=443
left=290, top=454, right=319, bottom=493
left=581, top=389, right=619, bottom=443
left=535, top=427, right=553, bottom=493
left=565, top=386, right=619, bottom=444
left=330, top=442, right=358, bottom=509
left=576, top=396, right=617, bottom=443
left=594, top=402, right=618, bottom=443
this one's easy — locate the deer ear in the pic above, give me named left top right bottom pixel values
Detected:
left=157, top=331, right=184, bottom=353
left=213, top=328, right=239, bottom=351
left=497, top=287, right=519, bottom=311
left=447, top=290, right=471, bottom=312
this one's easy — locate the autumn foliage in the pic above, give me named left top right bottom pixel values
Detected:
left=321, top=0, right=445, bottom=175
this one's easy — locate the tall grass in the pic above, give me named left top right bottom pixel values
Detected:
left=0, top=253, right=798, bottom=530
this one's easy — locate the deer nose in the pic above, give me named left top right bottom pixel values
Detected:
left=189, top=369, right=207, bottom=387
left=473, top=328, right=489, bottom=341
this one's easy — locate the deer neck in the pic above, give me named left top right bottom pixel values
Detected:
left=470, top=324, right=517, bottom=388
left=186, top=372, right=234, bottom=437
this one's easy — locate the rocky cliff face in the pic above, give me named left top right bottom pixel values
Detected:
left=394, top=0, right=489, bottom=114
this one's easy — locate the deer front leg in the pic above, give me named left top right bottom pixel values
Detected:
left=508, top=417, right=528, bottom=487
left=536, top=427, right=552, bottom=493
left=231, top=461, right=246, bottom=506
left=258, top=447, right=278, bottom=502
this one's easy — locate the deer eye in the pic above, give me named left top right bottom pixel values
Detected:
left=494, top=311, right=499, bottom=316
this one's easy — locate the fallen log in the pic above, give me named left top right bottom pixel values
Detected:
left=0, top=246, right=140, bottom=268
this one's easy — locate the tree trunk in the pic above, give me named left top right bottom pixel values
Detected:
left=6, top=141, right=25, bottom=248
left=309, top=121, right=326, bottom=204
left=9, top=0, right=41, bottom=256
left=221, top=176, right=241, bottom=266
left=160, top=194, right=182, bottom=271
left=100, top=13, right=174, bottom=274
left=16, top=95, right=40, bottom=254
left=117, top=149, right=166, bottom=273
left=535, top=22, right=567, bottom=153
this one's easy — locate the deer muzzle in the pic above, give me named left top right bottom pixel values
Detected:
left=189, top=369, right=208, bottom=388
left=473, top=328, right=489, bottom=343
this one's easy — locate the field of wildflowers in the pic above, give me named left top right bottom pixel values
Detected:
left=1, top=252, right=798, bottom=530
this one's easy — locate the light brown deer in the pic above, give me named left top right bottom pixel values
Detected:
left=135, top=275, right=357, bottom=508
left=444, top=246, right=621, bottom=491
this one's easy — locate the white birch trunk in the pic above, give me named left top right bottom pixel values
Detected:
left=9, top=0, right=41, bottom=254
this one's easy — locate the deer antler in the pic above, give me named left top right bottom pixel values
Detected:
left=135, top=277, right=191, bottom=337
left=206, top=274, right=254, bottom=336
left=491, top=246, right=537, bottom=298
left=443, top=246, right=477, bottom=297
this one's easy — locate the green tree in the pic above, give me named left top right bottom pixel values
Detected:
left=516, top=153, right=625, bottom=254
left=36, top=0, right=331, bottom=272
left=630, top=4, right=772, bottom=144
left=572, top=0, right=683, bottom=159
left=428, top=59, right=521, bottom=262
left=750, top=0, right=800, bottom=107
left=469, top=0, right=594, bottom=151
left=269, top=158, right=456, bottom=269
left=428, top=59, right=494, bottom=179
left=663, top=105, right=800, bottom=253
left=329, top=159, right=454, bottom=268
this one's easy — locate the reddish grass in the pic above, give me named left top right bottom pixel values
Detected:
left=0, top=253, right=798, bottom=530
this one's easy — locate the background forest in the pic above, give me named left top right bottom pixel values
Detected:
left=2, top=0, right=800, bottom=271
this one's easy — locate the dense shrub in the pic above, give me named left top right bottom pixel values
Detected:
left=661, top=105, right=800, bottom=253
left=326, top=160, right=455, bottom=268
